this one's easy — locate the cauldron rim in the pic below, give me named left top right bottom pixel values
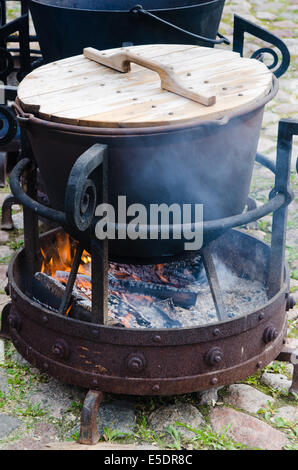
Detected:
left=16, top=76, right=278, bottom=137
left=29, top=0, right=223, bottom=14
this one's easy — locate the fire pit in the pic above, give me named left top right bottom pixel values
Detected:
left=0, top=40, right=297, bottom=445
left=0, top=117, right=296, bottom=444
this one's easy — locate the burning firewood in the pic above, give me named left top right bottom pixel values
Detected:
left=108, top=273, right=197, bottom=308
left=54, top=271, right=182, bottom=328
left=33, top=272, right=182, bottom=328
left=32, top=272, right=121, bottom=327
left=54, top=270, right=197, bottom=308
left=109, top=258, right=203, bottom=288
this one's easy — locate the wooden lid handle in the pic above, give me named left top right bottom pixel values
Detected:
left=84, top=47, right=216, bottom=107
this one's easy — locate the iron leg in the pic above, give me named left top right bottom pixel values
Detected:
left=78, top=390, right=104, bottom=445
left=276, top=346, right=298, bottom=395
left=292, top=362, right=298, bottom=395
left=0, top=302, right=11, bottom=339
left=1, top=194, right=19, bottom=229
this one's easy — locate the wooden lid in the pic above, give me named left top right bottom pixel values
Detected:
left=18, top=44, right=273, bottom=128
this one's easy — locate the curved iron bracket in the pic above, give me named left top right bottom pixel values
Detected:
left=64, top=143, right=108, bottom=233
left=9, top=143, right=109, bottom=235
left=233, top=14, right=290, bottom=78
left=9, top=158, right=67, bottom=226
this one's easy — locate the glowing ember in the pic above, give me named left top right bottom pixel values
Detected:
left=38, top=233, right=268, bottom=329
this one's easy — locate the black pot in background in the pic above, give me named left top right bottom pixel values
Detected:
left=29, top=0, right=226, bottom=63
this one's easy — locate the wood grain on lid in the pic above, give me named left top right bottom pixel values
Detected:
left=17, top=44, right=273, bottom=128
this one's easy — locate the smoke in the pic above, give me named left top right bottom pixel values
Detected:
left=107, top=107, right=265, bottom=249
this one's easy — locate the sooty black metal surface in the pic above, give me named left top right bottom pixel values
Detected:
left=29, top=0, right=226, bottom=63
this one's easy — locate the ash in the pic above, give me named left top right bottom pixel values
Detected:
left=107, top=255, right=268, bottom=329
left=41, top=252, right=268, bottom=330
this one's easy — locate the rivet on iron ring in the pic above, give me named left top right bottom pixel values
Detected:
left=205, top=347, right=224, bottom=367
left=263, top=326, right=278, bottom=344
left=52, top=338, right=70, bottom=360
left=126, top=352, right=147, bottom=372
left=152, top=335, right=161, bottom=343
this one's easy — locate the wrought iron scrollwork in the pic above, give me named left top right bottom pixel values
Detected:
left=233, top=14, right=290, bottom=78
left=0, top=104, right=17, bottom=145
left=64, top=144, right=108, bottom=233
left=251, top=47, right=279, bottom=70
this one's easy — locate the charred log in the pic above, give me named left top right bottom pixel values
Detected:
left=108, top=273, right=197, bottom=308
left=54, top=270, right=196, bottom=308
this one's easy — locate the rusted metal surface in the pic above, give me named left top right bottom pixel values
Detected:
left=5, top=229, right=290, bottom=395
left=276, top=347, right=298, bottom=395
left=78, top=390, right=104, bottom=445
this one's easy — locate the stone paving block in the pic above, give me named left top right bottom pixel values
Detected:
left=98, top=400, right=136, bottom=436
left=274, top=405, right=298, bottom=424
left=148, top=403, right=205, bottom=439
left=0, top=232, right=9, bottom=243
left=210, top=407, right=288, bottom=450
left=11, top=213, right=23, bottom=230
left=0, top=414, right=21, bottom=439
left=5, top=422, right=59, bottom=450
left=0, top=264, right=8, bottom=291
left=0, top=368, right=9, bottom=395
left=0, top=246, right=13, bottom=261
left=27, top=377, right=86, bottom=418
left=223, top=384, right=274, bottom=414
left=261, top=373, right=292, bottom=392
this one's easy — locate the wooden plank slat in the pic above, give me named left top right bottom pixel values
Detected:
left=17, top=44, right=273, bottom=128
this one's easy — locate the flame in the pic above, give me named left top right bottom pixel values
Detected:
left=39, top=232, right=175, bottom=328
left=122, top=314, right=131, bottom=328
left=154, top=264, right=169, bottom=284
left=40, top=233, right=91, bottom=278
left=66, top=304, right=72, bottom=316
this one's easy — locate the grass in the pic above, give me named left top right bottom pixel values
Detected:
left=132, top=414, right=247, bottom=450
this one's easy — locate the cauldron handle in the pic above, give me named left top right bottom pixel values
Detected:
left=84, top=47, right=216, bottom=106
left=130, top=5, right=230, bottom=46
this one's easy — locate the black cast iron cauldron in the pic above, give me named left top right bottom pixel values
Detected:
left=29, top=0, right=226, bottom=63
left=15, top=79, right=277, bottom=259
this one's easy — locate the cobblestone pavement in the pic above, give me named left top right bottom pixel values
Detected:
left=0, top=0, right=297, bottom=450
